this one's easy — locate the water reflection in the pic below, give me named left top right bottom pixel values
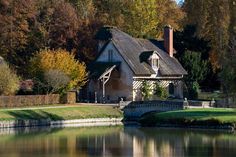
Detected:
left=0, top=126, right=235, bottom=157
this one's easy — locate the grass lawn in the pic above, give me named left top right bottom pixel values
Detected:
left=0, top=105, right=123, bottom=121
left=140, top=108, right=236, bottom=127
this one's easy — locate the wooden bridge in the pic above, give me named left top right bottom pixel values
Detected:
left=123, top=100, right=187, bottom=120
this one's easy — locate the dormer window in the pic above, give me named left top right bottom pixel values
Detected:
left=152, top=58, right=159, bottom=68
left=139, top=50, right=160, bottom=73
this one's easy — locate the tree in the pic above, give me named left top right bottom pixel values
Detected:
left=48, top=1, right=79, bottom=49
left=0, top=62, right=20, bottom=95
left=30, top=49, right=87, bottom=94
left=156, top=0, right=185, bottom=38
left=122, top=0, right=159, bottom=38
left=31, top=0, right=79, bottom=50
left=76, top=20, right=103, bottom=62
left=183, top=0, right=230, bottom=70
left=44, top=69, right=70, bottom=94
left=93, top=0, right=159, bottom=38
left=220, top=37, right=236, bottom=96
left=69, top=0, right=96, bottom=24
left=93, top=0, right=126, bottom=29
left=182, top=50, right=209, bottom=83
left=0, top=0, right=37, bottom=74
left=181, top=50, right=209, bottom=99
left=174, top=25, right=220, bottom=90
left=67, top=0, right=102, bottom=62
left=229, top=0, right=236, bottom=39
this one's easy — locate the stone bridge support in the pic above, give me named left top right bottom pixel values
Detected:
left=123, top=100, right=186, bottom=120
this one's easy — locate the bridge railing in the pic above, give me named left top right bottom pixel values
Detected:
left=124, top=100, right=185, bottom=109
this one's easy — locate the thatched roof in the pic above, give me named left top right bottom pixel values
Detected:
left=95, top=26, right=187, bottom=76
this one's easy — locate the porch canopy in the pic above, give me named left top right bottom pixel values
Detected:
left=89, top=62, right=120, bottom=102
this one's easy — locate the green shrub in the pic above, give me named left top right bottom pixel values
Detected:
left=154, top=83, right=168, bottom=100
left=141, top=81, right=152, bottom=100
left=0, top=63, right=20, bottom=95
left=187, top=81, right=200, bottom=99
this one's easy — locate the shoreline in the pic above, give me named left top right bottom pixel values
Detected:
left=0, top=118, right=123, bottom=129
left=146, top=123, right=235, bottom=132
left=0, top=117, right=235, bottom=132
left=124, top=121, right=235, bottom=132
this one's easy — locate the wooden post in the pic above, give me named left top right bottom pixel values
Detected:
left=98, top=65, right=117, bottom=104
left=95, top=92, right=97, bottom=103
left=102, top=77, right=106, bottom=103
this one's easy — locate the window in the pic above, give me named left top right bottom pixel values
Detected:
left=151, top=53, right=159, bottom=73
left=169, top=83, right=174, bottom=95
left=108, top=50, right=113, bottom=62
left=152, top=58, right=159, bottom=68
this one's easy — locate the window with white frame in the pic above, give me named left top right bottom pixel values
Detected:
left=152, top=58, right=159, bottom=68
left=151, top=53, right=159, bottom=72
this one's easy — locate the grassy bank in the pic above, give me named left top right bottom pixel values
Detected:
left=140, top=108, right=236, bottom=129
left=0, top=105, right=123, bottom=121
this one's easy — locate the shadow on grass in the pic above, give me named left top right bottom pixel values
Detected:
left=139, top=110, right=236, bottom=126
left=0, top=111, right=66, bottom=135
left=6, top=110, right=64, bottom=121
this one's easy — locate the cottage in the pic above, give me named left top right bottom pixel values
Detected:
left=85, top=26, right=187, bottom=103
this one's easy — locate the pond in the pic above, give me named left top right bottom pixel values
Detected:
left=0, top=126, right=235, bottom=157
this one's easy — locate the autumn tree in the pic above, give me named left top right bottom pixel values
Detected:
left=70, top=0, right=96, bottom=24
left=49, top=1, right=79, bottom=49
left=33, top=0, right=79, bottom=50
left=183, top=0, right=230, bottom=70
left=156, top=0, right=185, bottom=38
left=93, top=0, right=159, bottom=38
left=30, top=49, right=87, bottom=94
left=0, top=0, right=37, bottom=73
left=122, top=0, right=159, bottom=38
left=93, top=0, right=125, bottom=28
left=44, top=69, right=70, bottom=94
left=229, top=0, right=236, bottom=39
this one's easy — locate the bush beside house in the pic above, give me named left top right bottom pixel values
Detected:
left=154, top=83, right=169, bottom=100
left=140, top=81, right=169, bottom=101
left=0, top=49, right=88, bottom=107
left=29, top=49, right=87, bottom=95
left=0, top=63, right=20, bottom=95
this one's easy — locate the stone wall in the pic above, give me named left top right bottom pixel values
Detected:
left=60, top=91, right=77, bottom=104
left=216, top=97, right=236, bottom=108
left=0, top=94, right=60, bottom=108
left=188, top=100, right=212, bottom=108
left=0, top=118, right=123, bottom=128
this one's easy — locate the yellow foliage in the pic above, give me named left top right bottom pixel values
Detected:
left=0, top=63, right=20, bottom=95
left=30, top=49, right=87, bottom=90
left=209, top=51, right=220, bottom=72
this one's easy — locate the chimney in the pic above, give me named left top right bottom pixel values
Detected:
left=164, top=25, right=174, bottom=57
